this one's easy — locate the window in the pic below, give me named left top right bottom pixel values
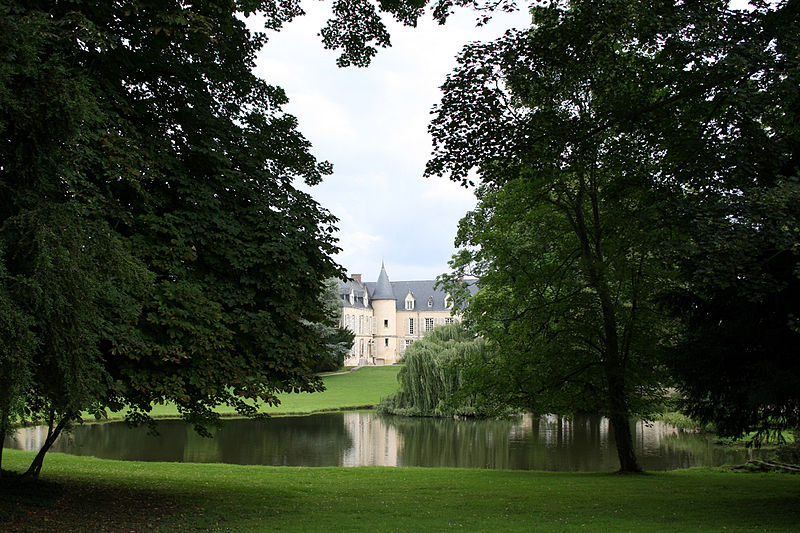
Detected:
left=425, top=318, right=434, bottom=331
left=383, top=319, right=388, bottom=328
left=408, top=318, right=415, bottom=335
left=384, top=338, right=389, bottom=347
left=405, top=340, right=413, bottom=348
left=445, top=317, right=455, bottom=325
left=405, top=291, right=415, bottom=310
left=427, top=296, right=434, bottom=308
left=359, top=316, right=363, bottom=334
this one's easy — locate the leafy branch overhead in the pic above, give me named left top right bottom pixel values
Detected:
left=0, top=0, right=362, bottom=478
left=3, top=0, right=527, bottom=479
left=430, top=0, right=800, bottom=471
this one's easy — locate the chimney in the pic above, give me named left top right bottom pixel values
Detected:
left=351, top=274, right=362, bottom=284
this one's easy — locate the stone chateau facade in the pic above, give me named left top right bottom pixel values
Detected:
left=337, top=263, right=474, bottom=366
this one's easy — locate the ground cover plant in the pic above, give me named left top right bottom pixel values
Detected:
left=1, top=449, right=799, bottom=532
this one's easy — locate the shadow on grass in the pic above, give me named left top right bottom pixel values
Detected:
left=0, top=470, right=193, bottom=532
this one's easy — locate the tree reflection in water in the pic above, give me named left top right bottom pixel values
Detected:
left=9, top=412, right=763, bottom=470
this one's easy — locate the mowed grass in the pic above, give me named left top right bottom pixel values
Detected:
left=2, top=449, right=799, bottom=532
left=121, top=365, right=402, bottom=420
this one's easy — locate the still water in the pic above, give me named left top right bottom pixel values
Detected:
left=8, top=411, right=760, bottom=471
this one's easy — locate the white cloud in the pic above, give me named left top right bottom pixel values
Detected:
left=249, top=4, right=532, bottom=281
left=288, top=91, right=357, bottom=144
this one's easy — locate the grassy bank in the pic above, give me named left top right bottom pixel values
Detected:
left=2, top=449, right=799, bottom=532
left=102, top=365, right=402, bottom=421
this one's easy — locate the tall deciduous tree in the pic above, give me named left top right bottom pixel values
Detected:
left=650, top=0, right=800, bottom=441
left=0, top=0, right=522, bottom=478
left=429, top=2, right=679, bottom=472
left=0, top=1, right=346, bottom=477
left=430, top=0, right=800, bottom=469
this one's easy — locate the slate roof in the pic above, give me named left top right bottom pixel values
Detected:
left=337, top=277, right=370, bottom=310
left=371, top=262, right=394, bottom=300
left=338, top=265, right=478, bottom=311
left=364, top=278, right=477, bottom=312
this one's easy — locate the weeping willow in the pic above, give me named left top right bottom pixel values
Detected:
left=379, top=324, right=497, bottom=417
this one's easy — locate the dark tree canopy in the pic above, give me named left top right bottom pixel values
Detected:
left=0, top=0, right=534, bottom=479
left=654, top=0, right=800, bottom=439
left=0, top=0, right=363, bottom=477
left=429, top=0, right=800, bottom=468
left=429, top=1, right=679, bottom=472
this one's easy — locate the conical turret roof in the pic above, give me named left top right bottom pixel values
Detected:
left=371, top=262, right=395, bottom=300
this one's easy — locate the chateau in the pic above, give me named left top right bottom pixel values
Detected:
left=338, top=263, right=475, bottom=366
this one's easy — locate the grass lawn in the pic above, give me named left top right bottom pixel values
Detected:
left=2, top=449, right=799, bottom=532
left=107, top=365, right=402, bottom=420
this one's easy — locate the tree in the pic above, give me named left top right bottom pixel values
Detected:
left=648, top=1, right=800, bottom=442
left=664, top=182, right=800, bottom=442
left=427, top=1, right=714, bottom=472
left=0, top=0, right=527, bottom=479
left=0, top=1, right=346, bottom=477
left=305, top=279, right=355, bottom=373
left=0, top=254, right=36, bottom=478
left=380, top=323, right=498, bottom=417
left=430, top=0, right=800, bottom=469
left=436, top=179, right=667, bottom=473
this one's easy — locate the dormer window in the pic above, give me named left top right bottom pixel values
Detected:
left=427, top=296, right=434, bottom=308
left=364, top=292, right=369, bottom=307
left=405, top=291, right=415, bottom=310
left=349, top=288, right=355, bottom=305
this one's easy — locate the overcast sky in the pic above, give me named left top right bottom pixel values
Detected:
left=246, top=4, right=532, bottom=283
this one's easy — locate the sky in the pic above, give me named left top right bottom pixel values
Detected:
left=245, top=4, right=533, bottom=283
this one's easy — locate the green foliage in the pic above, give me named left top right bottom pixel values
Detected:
left=651, top=411, right=707, bottom=432
left=0, top=1, right=354, bottom=475
left=428, top=0, right=699, bottom=471
left=380, top=324, right=501, bottom=417
left=0, top=252, right=36, bottom=468
left=655, top=2, right=800, bottom=441
left=317, top=0, right=488, bottom=67
left=304, top=279, right=355, bottom=373
left=428, top=0, right=800, bottom=469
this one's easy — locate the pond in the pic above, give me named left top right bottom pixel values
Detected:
left=7, top=411, right=761, bottom=471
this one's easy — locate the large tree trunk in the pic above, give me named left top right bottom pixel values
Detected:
left=609, top=413, right=641, bottom=473
left=20, top=411, right=72, bottom=480
left=606, top=373, right=642, bottom=473
left=570, top=185, right=643, bottom=473
left=600, top=312, right=643, bottom=473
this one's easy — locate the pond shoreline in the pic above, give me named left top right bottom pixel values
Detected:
left=3, top=448, right=799, bottom=533
left=8, top=411, right=769, bottom=472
